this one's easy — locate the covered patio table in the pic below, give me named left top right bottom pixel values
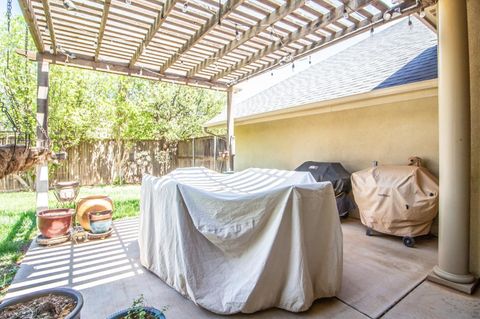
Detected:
left=139, top=167, right=342, bottom=314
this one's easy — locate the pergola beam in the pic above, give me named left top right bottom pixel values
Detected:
left=41, top=0, right=57, bottom=54
left=188, top=0, right=307, bottom=77
left=18, top=0, right=438, bottom=89
left=231, top=0, right=430, bottom=84
left=129, top=0, right=177, bottom=68
left=159, top=0, right=245, bottom=73
left=95, top=0, right=112, bottom=62
left=212, top=1, right=369, bottom=81
left=18, top=0, right=45, bottom=53
left=17, top=50, right=228, bottom=90
left=216, top=0, right=433, bottom=83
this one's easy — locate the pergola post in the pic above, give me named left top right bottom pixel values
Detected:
left=226, top=87, right=235, bottom=172
left=428, top=0, right=477, bottom=293
left=36, top=61, right=49, bottom=212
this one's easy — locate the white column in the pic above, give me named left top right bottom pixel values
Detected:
left=429, top=0, right=476, bottom=292
left=226, top=87, right=235, bottom=172
left=36, top=61, right=49, bottom=212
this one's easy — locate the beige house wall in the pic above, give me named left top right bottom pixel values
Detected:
left=235, top=96, right=439, bottom=177
left=467, top=0, right=480, bottom=277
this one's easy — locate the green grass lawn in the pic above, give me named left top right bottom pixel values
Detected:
left=0, top=184, right=141, bottom=299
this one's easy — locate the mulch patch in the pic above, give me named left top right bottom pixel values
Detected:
left=0, top=294, right=76, bottom=319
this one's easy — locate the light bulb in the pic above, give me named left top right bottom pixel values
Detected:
left=408, top=16, right=413, bottom=30
left=343, top=8, right=348, bottom=19
left=182, top=2, right=188, bottom=13
left=125, top=0, right=131, bottom=5
left=383, top=11, right=391, bottom=21
left=63, top=0, right=77, bottom=11
left=235, top=24, right=241, bottom=40
left=419, top=9, right=426, bottom=18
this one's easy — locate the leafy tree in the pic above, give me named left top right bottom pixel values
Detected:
left=0, top=15, right=226, bottom=184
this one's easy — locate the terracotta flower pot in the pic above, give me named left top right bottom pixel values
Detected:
left=76, top=195, right=113, bottom=231
left=88, top=210, right=113, bottom=234
left=37, top=209, right=75, bottom=238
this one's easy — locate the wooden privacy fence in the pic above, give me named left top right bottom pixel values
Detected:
left=0, top=136, right=227, bottom=192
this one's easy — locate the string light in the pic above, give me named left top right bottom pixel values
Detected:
left=419, top=8, right=426, bottom=18
left=182, top=1, right=189, bottom=13
left=370, top=26, right=374, bottom=35
left=343, top=8, right=348, bottom=19
left=63, top=0, right=77, bottom=11
left=292, top=62, right=295, bottom=71
left=408, top=15, right=413, bottom=29
left=218, top=0, right=222, bottom=26
left=269, top=27, right=275, bottom=40
left=125, top=0, right=132, bottom=5
left=383, top=11, right=392, bottom=21
left=235, top=24, right=241, bottom=41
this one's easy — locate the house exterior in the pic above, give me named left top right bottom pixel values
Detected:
left=207, top=17, right=439, bottom=174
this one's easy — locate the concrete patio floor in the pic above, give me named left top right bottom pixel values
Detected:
left=4, top=218, right=479, bottom=318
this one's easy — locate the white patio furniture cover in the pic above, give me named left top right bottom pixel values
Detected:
left=139, top=167, right=342, bottom=314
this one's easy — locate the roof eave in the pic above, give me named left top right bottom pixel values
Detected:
left=204, top=79, right=438, bottom=128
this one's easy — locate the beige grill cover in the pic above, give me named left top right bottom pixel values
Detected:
left=351, top=166, right=438, bottom=237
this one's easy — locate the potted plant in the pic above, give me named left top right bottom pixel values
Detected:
left=107, top=295, right=167, bottom=319
left=37, top=208, right=75, bottom=238
left=88, top=210, right=113, bottom=234
left=0, top=287, right=83, bottom=319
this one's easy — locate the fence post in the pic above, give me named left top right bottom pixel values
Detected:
left=213, top=136, right=217, bottom=171
left=192, top=137, right=195, bottom=167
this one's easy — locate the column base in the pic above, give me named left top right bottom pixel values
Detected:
left=427, top=267, right=478, bottom=294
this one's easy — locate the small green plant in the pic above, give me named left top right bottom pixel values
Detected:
left=125, top=294, right=168, bottom=319
left=126, top=294, right=148, bottom=319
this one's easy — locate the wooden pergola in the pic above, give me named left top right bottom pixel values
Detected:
left=18, top=0, right=436, bottom=90
left=16, top=0, right=438, bottom=207
left=16, top=0, right=480, bottom=296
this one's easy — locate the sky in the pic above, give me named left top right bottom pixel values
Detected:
left=0, top=1, right=22, bottom=18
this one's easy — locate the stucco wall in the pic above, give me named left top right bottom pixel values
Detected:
left=467, top=0, right=480, bottom=277
left=235, top=96, right=439, bottom=177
